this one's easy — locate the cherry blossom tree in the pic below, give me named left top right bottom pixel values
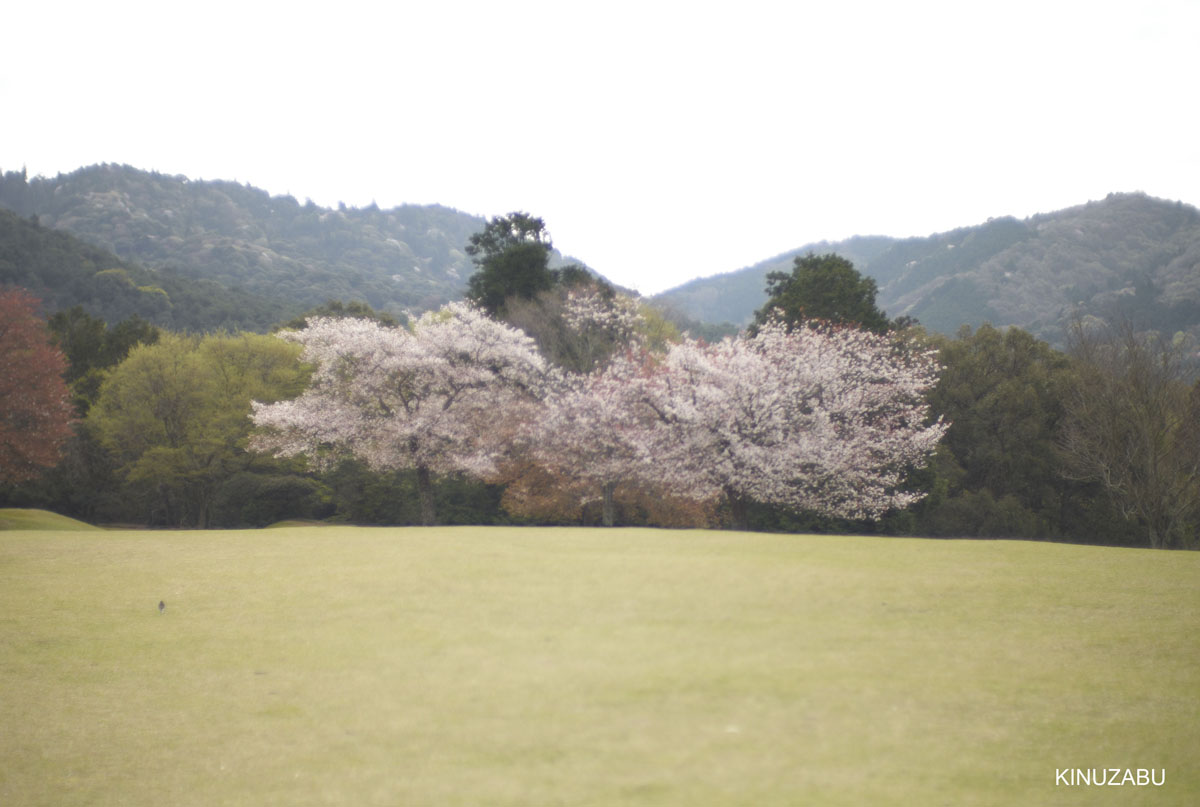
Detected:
left=559, top=286, right=645, bottom=367
left=529, top=348, right=660, bottom=525
left=642, top=320, right=948, bottom=528
left=503, top=282, right=651, bottom=374
left=517, top=288, right=666, bottom=526
left=250, top=302, right=549, bottom=525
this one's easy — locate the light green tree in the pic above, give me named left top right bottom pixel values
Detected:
left=88, top=332, right=309, bottom=526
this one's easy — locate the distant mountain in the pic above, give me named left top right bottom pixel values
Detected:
left=654, top=193, right=1200, bottom=345
left=10, top=167, right=1196, bottom=346
left=0, top=164, right=586, bottom=324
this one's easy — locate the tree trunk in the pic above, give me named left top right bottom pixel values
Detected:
left=196, top=480, right=214, bottom=529
left=415, top=464, right=436, bottom=526
left=601, top=481, right=617, bottom=527
left=726, top=488, right=750, bottom=531
left=157, top=484, right=174, bottom=527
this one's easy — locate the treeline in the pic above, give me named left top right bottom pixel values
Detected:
left=0, top=298, right=507, bottom=528
left=2, top=228, right=1197, bottom=548
left=756, top=256, right=1198, bottom=548
left=2, top=293, right=1186, bottom=546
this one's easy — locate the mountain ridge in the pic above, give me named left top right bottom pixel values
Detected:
left=0, top=164, right=583, bottom=324
left=4, top=164, right=1197, bottom=346
left=652, top=193, right=1200, bottom=345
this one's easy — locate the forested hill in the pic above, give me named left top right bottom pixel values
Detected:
left=0, top=207, right=287, bottom=331
left=0, top=164, right=578, bottom=324
left=8, top=166, right=1197, bottom=345
left=654, top=193, right=1200, bottom=345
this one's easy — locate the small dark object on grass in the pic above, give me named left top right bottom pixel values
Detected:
left=158, top=600, right=165, bottom=614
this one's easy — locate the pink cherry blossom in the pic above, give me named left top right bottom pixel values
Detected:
left=250, top=302, right=549, bottom=524
left=638, top=320, right=947, bottom=525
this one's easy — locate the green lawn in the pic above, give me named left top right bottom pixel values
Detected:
left=1, top=526, right=1196, bottom=806
left=0, top=508, right=102, bottom=532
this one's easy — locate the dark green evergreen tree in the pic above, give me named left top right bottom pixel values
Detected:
left=464, top=212, right=556, bottom=316
left=913, top=324, right=1137, bottom=543
left=753, top=252, right=891, bottom=333
left=47, top=307, right=160, bottom=415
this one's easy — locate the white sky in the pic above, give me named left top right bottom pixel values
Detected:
left=4, top=0, right=1198, bottom=295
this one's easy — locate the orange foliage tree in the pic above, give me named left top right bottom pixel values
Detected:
left=0, top=288, right=74, bottom=484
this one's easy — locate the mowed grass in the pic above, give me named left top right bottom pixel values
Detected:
left=0, top=508, right=102, bottom=532
left=1, top=527, right=1196, bottom=806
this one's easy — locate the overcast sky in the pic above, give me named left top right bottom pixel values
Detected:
left=4, top=0, right=1198, bottom=294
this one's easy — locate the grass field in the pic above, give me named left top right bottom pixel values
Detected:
left=0, top=508, right=102, bottom=532
left=1, top=525, right=1197, bottom=806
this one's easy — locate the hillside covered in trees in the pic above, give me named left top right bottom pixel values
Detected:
left=0, top=164, right=586, bottom=326
left=655, top=193, right=1200, bottom=346
left=0, top=207, right=287, bottom=331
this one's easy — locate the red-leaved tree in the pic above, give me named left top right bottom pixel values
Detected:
left=0, top=288, right=75, bottom=485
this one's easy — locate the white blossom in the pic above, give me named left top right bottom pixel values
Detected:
left=250, top=302, right=548, bottom=482
left=561, top=287, right=644, bottom=347
left=640, top=320, right=947, bottom=521
left=253, top=302, right=946, bottom=528
left=529, top=348, right=659, bottom=496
